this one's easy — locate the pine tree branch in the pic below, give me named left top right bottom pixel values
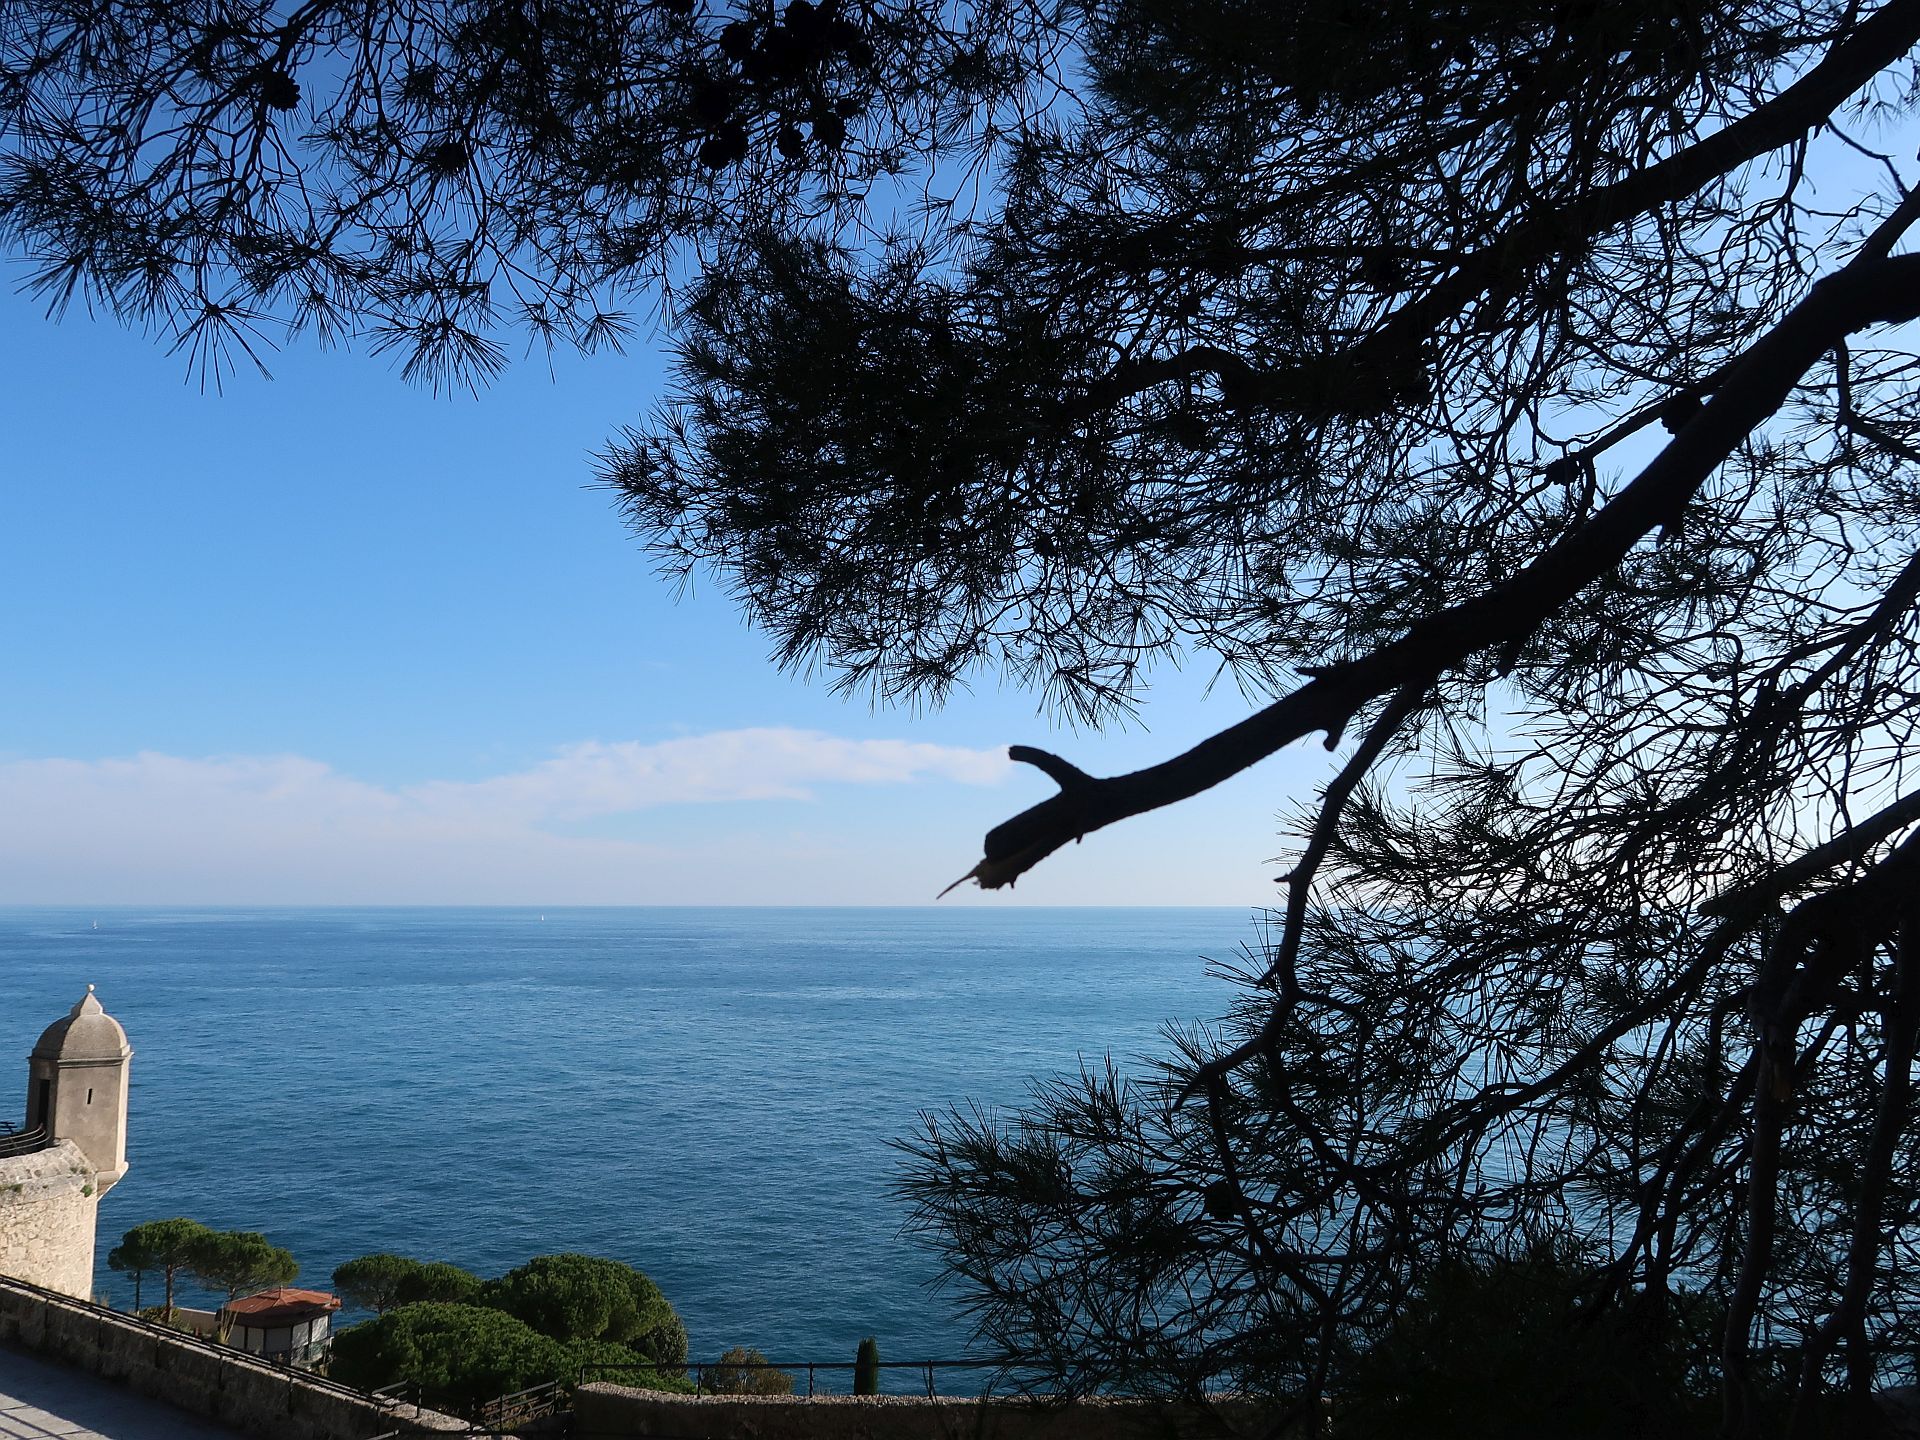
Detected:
left=955, top=246, right=1920, bottom=892
left=1703, top=786, right=1920, bottom=921
left=1079, top=0, right=1920, bottom=417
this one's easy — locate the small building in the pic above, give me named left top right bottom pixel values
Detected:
left=220, top=1287, right=342, bottom=1366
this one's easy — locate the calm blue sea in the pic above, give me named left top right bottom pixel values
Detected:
left=1, top=907, right=1255, bottom=1373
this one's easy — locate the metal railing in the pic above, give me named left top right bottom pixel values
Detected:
left=368, top=1376, right=566, bottom=1438
left=0, top=1122, right=50, bottom=1159
left=582, top=1356, right=1014, bottom=1399
left=476, top=1379, right=567, bottom=1430
left=370, top=1378, right=424, bottom=1408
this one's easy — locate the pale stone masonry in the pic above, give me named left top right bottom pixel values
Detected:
left=0, top=987, right=133, bottom=1299
left=0, top=1140, right=98, bottom=1298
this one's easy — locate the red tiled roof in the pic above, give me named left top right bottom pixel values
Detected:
left=222, top=1288, right=342, bottom=1324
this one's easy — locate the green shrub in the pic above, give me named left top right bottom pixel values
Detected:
left=854, top=1336, right=880, bottom=1396
left=333, top=1301, right=695, bottom=1410
left=136, top=1304, right=204, bottom=1333
left=478, top=1253, right=687, bottom=1365
left=573, top=1337, right=693, bottom=1394
left=332, top=1302, right=572, bottom=1411
left=703, top=1346, right=795, bottom=1396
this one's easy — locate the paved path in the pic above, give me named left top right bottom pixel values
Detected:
left=0, top=1345, right=243, bottom=1440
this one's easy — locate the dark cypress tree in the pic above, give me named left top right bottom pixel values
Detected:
left=854, top=1336, right=881, bottom=1396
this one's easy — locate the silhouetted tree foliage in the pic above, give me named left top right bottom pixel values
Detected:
left=11, top=1, right=1920, bottom=1434
left=0, top=0, right=1055, bottom=387
left=1333, top=1241, right=1723, bottom=1440
left=105, top=1242, right=149, bottom=1313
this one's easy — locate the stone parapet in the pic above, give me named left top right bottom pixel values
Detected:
left=575, top=1382, right=1269, bottom=1440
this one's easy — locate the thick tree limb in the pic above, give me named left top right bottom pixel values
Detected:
left=1789, top=891, right=1920, bottom=1431
left=955, top=249, right=1920, bottom=892
left=1724, top=828, right=1920, bottom=1434
left=1703, top=785, right=1920, bottom=919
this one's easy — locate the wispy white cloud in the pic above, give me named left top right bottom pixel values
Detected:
left=0, top=730, right=1013, bottom=904
left=405, top=730, right=1011, bottom=823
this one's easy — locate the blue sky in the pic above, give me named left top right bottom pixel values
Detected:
left=2, top=119, right=1898, bottom=907
left=0, top=281, right=1327, bottom=905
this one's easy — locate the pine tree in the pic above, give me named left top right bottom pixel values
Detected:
left=109, top=1218, right=212, bottom=1318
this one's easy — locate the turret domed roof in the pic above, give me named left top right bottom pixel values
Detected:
left=33, top=985, right=131, bottom=1063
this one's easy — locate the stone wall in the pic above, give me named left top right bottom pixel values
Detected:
left=574, top=1383, right=1267, bottom=1440
left=0, top=1274, right=467, bottom=1440
left=0, top=1140, right=96, bottom=1299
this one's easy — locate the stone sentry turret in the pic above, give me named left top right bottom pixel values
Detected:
left=27, top=984, right=134, bottom=1194
left=0, top=986, right=134, bottom=1298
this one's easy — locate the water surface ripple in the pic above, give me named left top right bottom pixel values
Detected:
left=2, top=906, right=1246, bottom=1367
